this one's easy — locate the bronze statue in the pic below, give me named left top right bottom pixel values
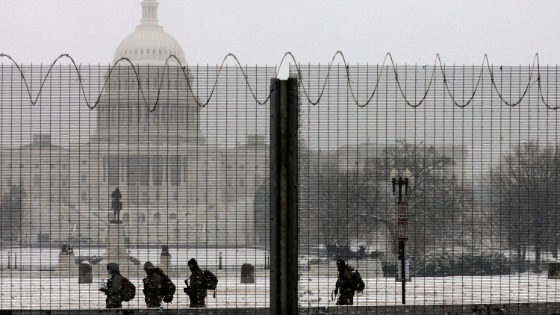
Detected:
left=111, top=187, right=123, bottom=223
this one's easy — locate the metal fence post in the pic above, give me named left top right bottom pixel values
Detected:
left=270, top=77, right=299, bottom=315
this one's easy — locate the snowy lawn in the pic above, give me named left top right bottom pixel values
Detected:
left=1, top=271, right=559, bottom=310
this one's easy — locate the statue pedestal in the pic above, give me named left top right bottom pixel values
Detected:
left=101, top=223, right=140, bottom=277
left=57, top=253, right=77, bottom=276
left=104, top=223, right=129, bottom=264
left=159, top=255, right=173, bottom=275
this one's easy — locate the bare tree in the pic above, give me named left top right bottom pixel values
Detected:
left=298, top=140, right=471, bottom=258
left=382, top=141, right=472, bottom=256
left=490, top=142, right=560, bottom=269
left=297, top=141, right=388, bottom=253
left=308, top=166, right=389, bottom=249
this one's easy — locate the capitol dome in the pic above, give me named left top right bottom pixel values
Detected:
left=94, top=0, right=202, bottom=146
left=113, top=0, right=186, bottom=66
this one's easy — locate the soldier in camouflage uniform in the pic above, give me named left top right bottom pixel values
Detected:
left=142, top=261, right=166, bottom=307
left=334, top=259, right=355, bottom=305
left=184, top=258, right=207, bottom=307
left=99, top=262, right=124, bottom=308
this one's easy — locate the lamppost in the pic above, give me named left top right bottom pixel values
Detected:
left=391, top=168, right=411, bottom=305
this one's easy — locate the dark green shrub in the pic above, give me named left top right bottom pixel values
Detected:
left=381, top=251, right=511, bottom=277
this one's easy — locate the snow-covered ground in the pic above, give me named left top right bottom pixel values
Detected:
left=1, top=248, right=559, bottom=310
left=0, top=247, right=269, bottom=269
left=1, top=271, right=559, bottom=309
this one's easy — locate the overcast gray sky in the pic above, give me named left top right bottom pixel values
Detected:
left=1, top=0, right=560, bottom=67
left=1, top=0, right=559, bottom=152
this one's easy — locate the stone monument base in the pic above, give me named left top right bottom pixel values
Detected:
left=159, top=255, right=173, bottom=275
left=98, top=222, right=142, bottom=278
left=57, top=253, right=78, bottom=276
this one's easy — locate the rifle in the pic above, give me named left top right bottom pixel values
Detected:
left=96, top=280, right=108, bottom=294
left=184, top=279, right=192, bottom=295
left=331, top=288, right=338, bottom=302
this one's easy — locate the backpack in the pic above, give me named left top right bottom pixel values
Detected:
left=161, top=273, right=176, bottom=303
left=203, top=270, right=218, bottom=290
left=352, top=270, right=365, bottom=292
left=120, top=276, right=136, bottom=302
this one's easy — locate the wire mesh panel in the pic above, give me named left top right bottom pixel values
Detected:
left=296, top=64, right=560, bottom=311
left=5, top=59, right=560, bottom=313
left=0, top=63, right=272, bottom=310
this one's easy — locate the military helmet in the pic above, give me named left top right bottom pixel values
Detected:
left=144, top=261, right=156, bottom=272
left=107, top=262, right=120, bottom=274
left=336, top=259, right=345, bottom=267
left=188, top=258, right=198, bottom=268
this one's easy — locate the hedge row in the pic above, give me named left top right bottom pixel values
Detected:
left=382, top=251, right=511, bottom=277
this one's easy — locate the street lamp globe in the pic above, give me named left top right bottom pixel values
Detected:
left=390, top=168, right=398, bottom=178
left=403, top=168, right=413, bottom=185
left=391, top=167, right=413, bottom=179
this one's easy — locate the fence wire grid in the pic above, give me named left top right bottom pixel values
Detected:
left=1, top=61, right=560, bottom=312
left=297, top=64, right=560, bottom=310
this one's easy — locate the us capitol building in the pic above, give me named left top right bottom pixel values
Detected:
left=0, top=0, right=268, bottom=247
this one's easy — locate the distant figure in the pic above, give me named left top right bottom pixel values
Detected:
left=99, top=262, right=136, bottom=308
left=143, top=261, right=176, bottom=307
left=59, top=243, right=74, bottom=255
left=100, top=263, right=124, bottom=308
left=60, top=243, right=69, bottom=255
left=111, top=187, right=123, bottom=223
left=333, top=259, right=365, bottom=305
left=160, top=245, right=171, bottom=257
left=184, top=258, right=218, bottom=307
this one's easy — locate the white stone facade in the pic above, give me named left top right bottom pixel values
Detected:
left=0, top=0, right=268, bottom=247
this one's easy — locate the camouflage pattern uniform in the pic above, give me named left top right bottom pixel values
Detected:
left=185, top=258, right=207, bottom=307
left=142, top=261, right=165, bottom=307
left=100, top=262, right=124, bottom=308
left=335, top=259, right=355, bottom=305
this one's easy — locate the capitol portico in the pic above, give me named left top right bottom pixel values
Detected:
left=0, top=0, right=268, bottom=247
